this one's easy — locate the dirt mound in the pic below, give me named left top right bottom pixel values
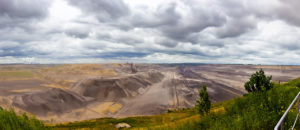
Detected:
left=12, top=88, right=88, bottom=116
left=72, top=71, right=164, bottom=101
left=178, top=67, right=205, bottom=79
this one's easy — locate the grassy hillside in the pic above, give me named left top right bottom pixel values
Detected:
left=196, top=82, right=300, bottom=129
left=0, top=107, right=45, bottom=130
left=49, top=78, right=300, bottom=130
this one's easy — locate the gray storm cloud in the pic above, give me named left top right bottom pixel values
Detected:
left=0, top=0, right=50, bottom=28
left=66, top=0, right=130, bottom=21
left=0, top=0, right=49, bottom=18
left=0, top=0, right=300, bottom=64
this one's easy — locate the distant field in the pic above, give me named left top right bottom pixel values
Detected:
left=0, top=71, right=34, bottom=78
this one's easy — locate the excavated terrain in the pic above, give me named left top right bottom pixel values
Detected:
left=71, top=71, right=164, bottom=102
left=0, top=64, right=299, bottom=123
left=12, top=88, right=88, bottom=116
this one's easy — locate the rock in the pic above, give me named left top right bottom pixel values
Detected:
left=115, top=123, right=131, bottom=129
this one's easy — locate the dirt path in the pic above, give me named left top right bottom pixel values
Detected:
left=115, top=72, right=177, bottom=117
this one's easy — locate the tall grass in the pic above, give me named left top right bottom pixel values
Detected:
left=0, top=107, right=46, bottom=130
left=195, top=82, right=300, bottom=130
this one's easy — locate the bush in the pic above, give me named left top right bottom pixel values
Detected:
left=244, top=69, right=274, bottom=93
left=296, top=83, right=300, bottom=88
left=196, top=85, right=211, bottom=115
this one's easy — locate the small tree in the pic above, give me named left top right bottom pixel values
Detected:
left=196, top=85, right=211, bottom=115
left=244, top=69, right=274, bottom=93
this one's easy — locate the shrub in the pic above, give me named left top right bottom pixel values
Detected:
left=244, top=69, right=274, bottom=93
left=296, top=82, right=300, bottom=88
left=196, top=85, right=211, bottom=115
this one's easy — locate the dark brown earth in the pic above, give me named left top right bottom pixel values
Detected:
left=71, top=71, right=164, bottom=102
left=0, top=80, right=46, bottom=96
left=13, top=88, right=89, bottom=116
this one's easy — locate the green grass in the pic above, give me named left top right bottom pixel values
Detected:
left=195, top=81, right=300, bottom=130
left=282, top=77, right=300, bottom=88
left=0, top=107, right=46, bottom=130
left=0, top=71, right=34, bottom=77
left=49, top=108, right=198, bottom=130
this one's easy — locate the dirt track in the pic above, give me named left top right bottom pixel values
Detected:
left=115, top=72, right=176, bottom=117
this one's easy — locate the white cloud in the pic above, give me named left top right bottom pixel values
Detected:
left=0, top=0, right=300, bottom=64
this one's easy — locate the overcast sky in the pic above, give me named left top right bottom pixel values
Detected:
left=0, top=0, right=300, bottom=64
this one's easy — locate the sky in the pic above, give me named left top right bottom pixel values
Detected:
left=0, top=0, right=300, bottom=64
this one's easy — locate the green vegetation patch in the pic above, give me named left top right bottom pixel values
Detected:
left=50, top=109, right=196, bottom=129
left=0, top=107, right=46, bottom=130
left=195, top=81, right=300, bottom=130
left=0, top=71, right=34, bottom=77
left=282, top=77, right=300, bottom=88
